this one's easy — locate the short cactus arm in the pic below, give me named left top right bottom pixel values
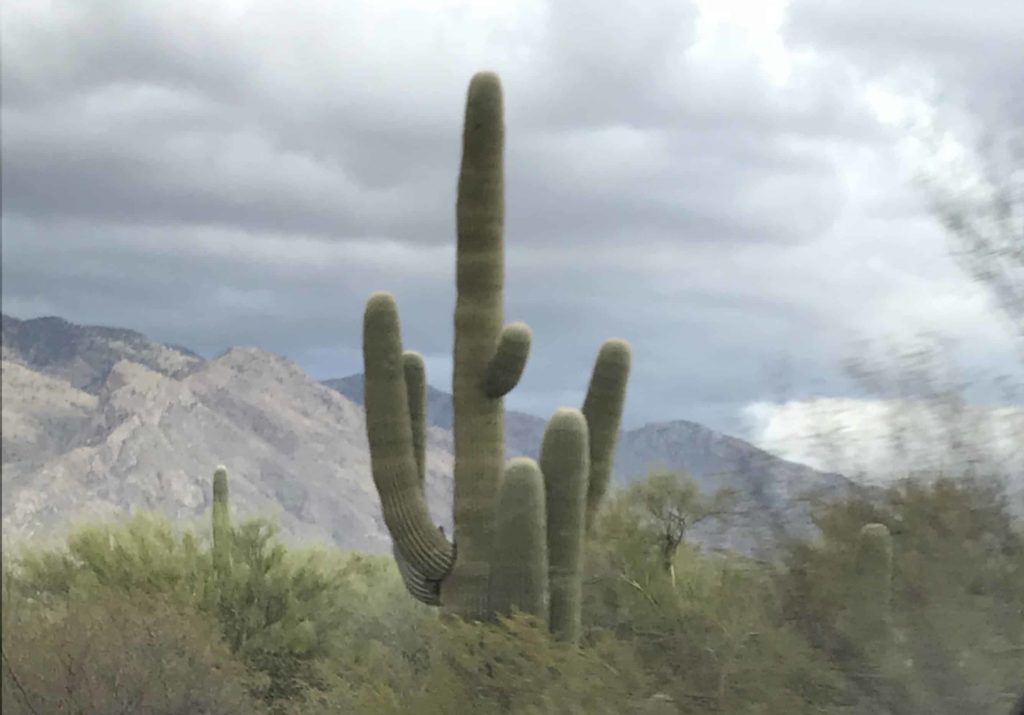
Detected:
left=363, top=292, right=454, bottom=581
left=540, top=408, right=590, bottom=643
left=489, top=458, right=548, bottom=620
left=581, top=339, right=632, bottom=532
left=403, top=351, right=428, bottom=486
left=483, top=321, right=532, bottom=398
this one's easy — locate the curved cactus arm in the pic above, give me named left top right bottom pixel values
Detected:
left=489, top=458, right=548, bottom=620
left=540, top=408, right=590, bottom=643
left=394, top=350, right=444, bottom=604
left=403, top=351, right=428, bottom=486
left=363, top=292, right=455, bottom=581
left=581, top=338, right=632, bottom=533
left=212, top=465, right=232, bottom=576
left=483, top=321, right=532, bottom=398
left=393, top=543, right=443, bottom=606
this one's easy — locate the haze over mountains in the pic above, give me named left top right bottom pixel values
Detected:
left=2, top=313, right=862, bottom=556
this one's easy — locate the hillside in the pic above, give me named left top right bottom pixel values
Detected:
left=3, top=313, right=858, bottom=555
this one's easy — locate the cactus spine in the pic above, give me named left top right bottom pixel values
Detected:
left=361, top=71, right=631, bottom=639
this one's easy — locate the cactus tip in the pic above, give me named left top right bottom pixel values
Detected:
left=860, top=523, right=891, bottom=539
left=549, top=407, right=587, bottom=427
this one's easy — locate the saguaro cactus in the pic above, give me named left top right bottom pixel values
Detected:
left=212, top=464, right=232, bottom=577
left=850, top=522, right=893, bottom=647
left=362, top=71, right=631, bottom=640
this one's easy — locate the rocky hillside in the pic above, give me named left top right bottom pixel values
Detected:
left=3, top=313, right=859, bottom=556
left=1, top=314, right=202, bottom=390
left=2, top=315, right=455, bottom=551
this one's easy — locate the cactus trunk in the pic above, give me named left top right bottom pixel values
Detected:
left=444, top=72, right=509, bottom=619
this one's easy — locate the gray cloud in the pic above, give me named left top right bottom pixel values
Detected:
left=3, top=0, right=1020, bottom=438
left=785, top=0, right=1024, bottom=131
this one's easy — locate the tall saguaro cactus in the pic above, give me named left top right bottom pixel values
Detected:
left=362, top=71, right=631, bottom=639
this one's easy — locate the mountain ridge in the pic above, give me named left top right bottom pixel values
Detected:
left=2, top=312, right=860, bottom=556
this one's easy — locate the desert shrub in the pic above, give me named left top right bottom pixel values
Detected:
left=3, top=512, right=374, bottom=710
left=267, top=615, right=654, bottom=715
left=584, top=470, right=848, bottom=714
left=780, top=476, right=1024, bottom=714
left=1, top=583, right=265, bottom=715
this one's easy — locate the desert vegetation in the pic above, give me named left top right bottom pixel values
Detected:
left=3, top=467, right=1022, bottom=714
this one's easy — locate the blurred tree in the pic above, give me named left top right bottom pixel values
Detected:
left=780, top=476, right=1024, bottom=714
left=921, top=125, right=1024, bottom=346
left=598, top=469, right=738, bottom=589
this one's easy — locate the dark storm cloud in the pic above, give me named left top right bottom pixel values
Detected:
left=3, top=0, right=1016, bottom=435
left=2, top=0, right=870, bottom=246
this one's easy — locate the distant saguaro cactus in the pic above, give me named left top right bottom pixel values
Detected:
left=212, top=465, right=232, bottom=577
left=361, top=71, right=631, bottom=641
left=850, top=522, right=893, bottom=647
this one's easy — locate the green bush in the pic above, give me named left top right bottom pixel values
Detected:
left=2, top=583, right=265, bottom=715
left=4, top=472, right=1020, bottom=714
left=779, top=476, right=1024, bottom=714
left=3, top=512, right=378, bottom=710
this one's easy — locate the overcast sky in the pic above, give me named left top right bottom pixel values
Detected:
left=3, top=0, right=1022, bottom=457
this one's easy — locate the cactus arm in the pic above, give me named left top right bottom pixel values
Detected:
left=363, top=292, right=454, bottom=580
left=483, top=321, right=532, bottom=398
left=392, top=350, right=444, bottom=603
left=539, top=408, right=590, bottom=643
left=393, top=543, right=443, bottom=606
left=403, top=351, right=428, bottom=486
left=489, top=458, right=548, bottom=620
left=581, top=338, right=632, bottom=533
left=212, top=465, right=232, bottom=576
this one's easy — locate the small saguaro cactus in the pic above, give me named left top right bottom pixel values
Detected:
left=850, top=522, right=893, bottom=646
left=361, top=71, right=631, bottom=641
left=212, top=464, right=232, bottom=577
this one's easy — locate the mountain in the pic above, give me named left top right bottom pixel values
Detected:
left=2, top=315, right=454, bottom=551
left=3, top=313, right=858, bottom=557
left=1, top=314, right=202, bottom=390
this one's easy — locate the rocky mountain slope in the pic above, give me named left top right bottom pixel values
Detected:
left=2, top=315, right=454, bottom=551
left=1, top=314, right=201, bottom=390
left=3, top=313, right=858, bottom=556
